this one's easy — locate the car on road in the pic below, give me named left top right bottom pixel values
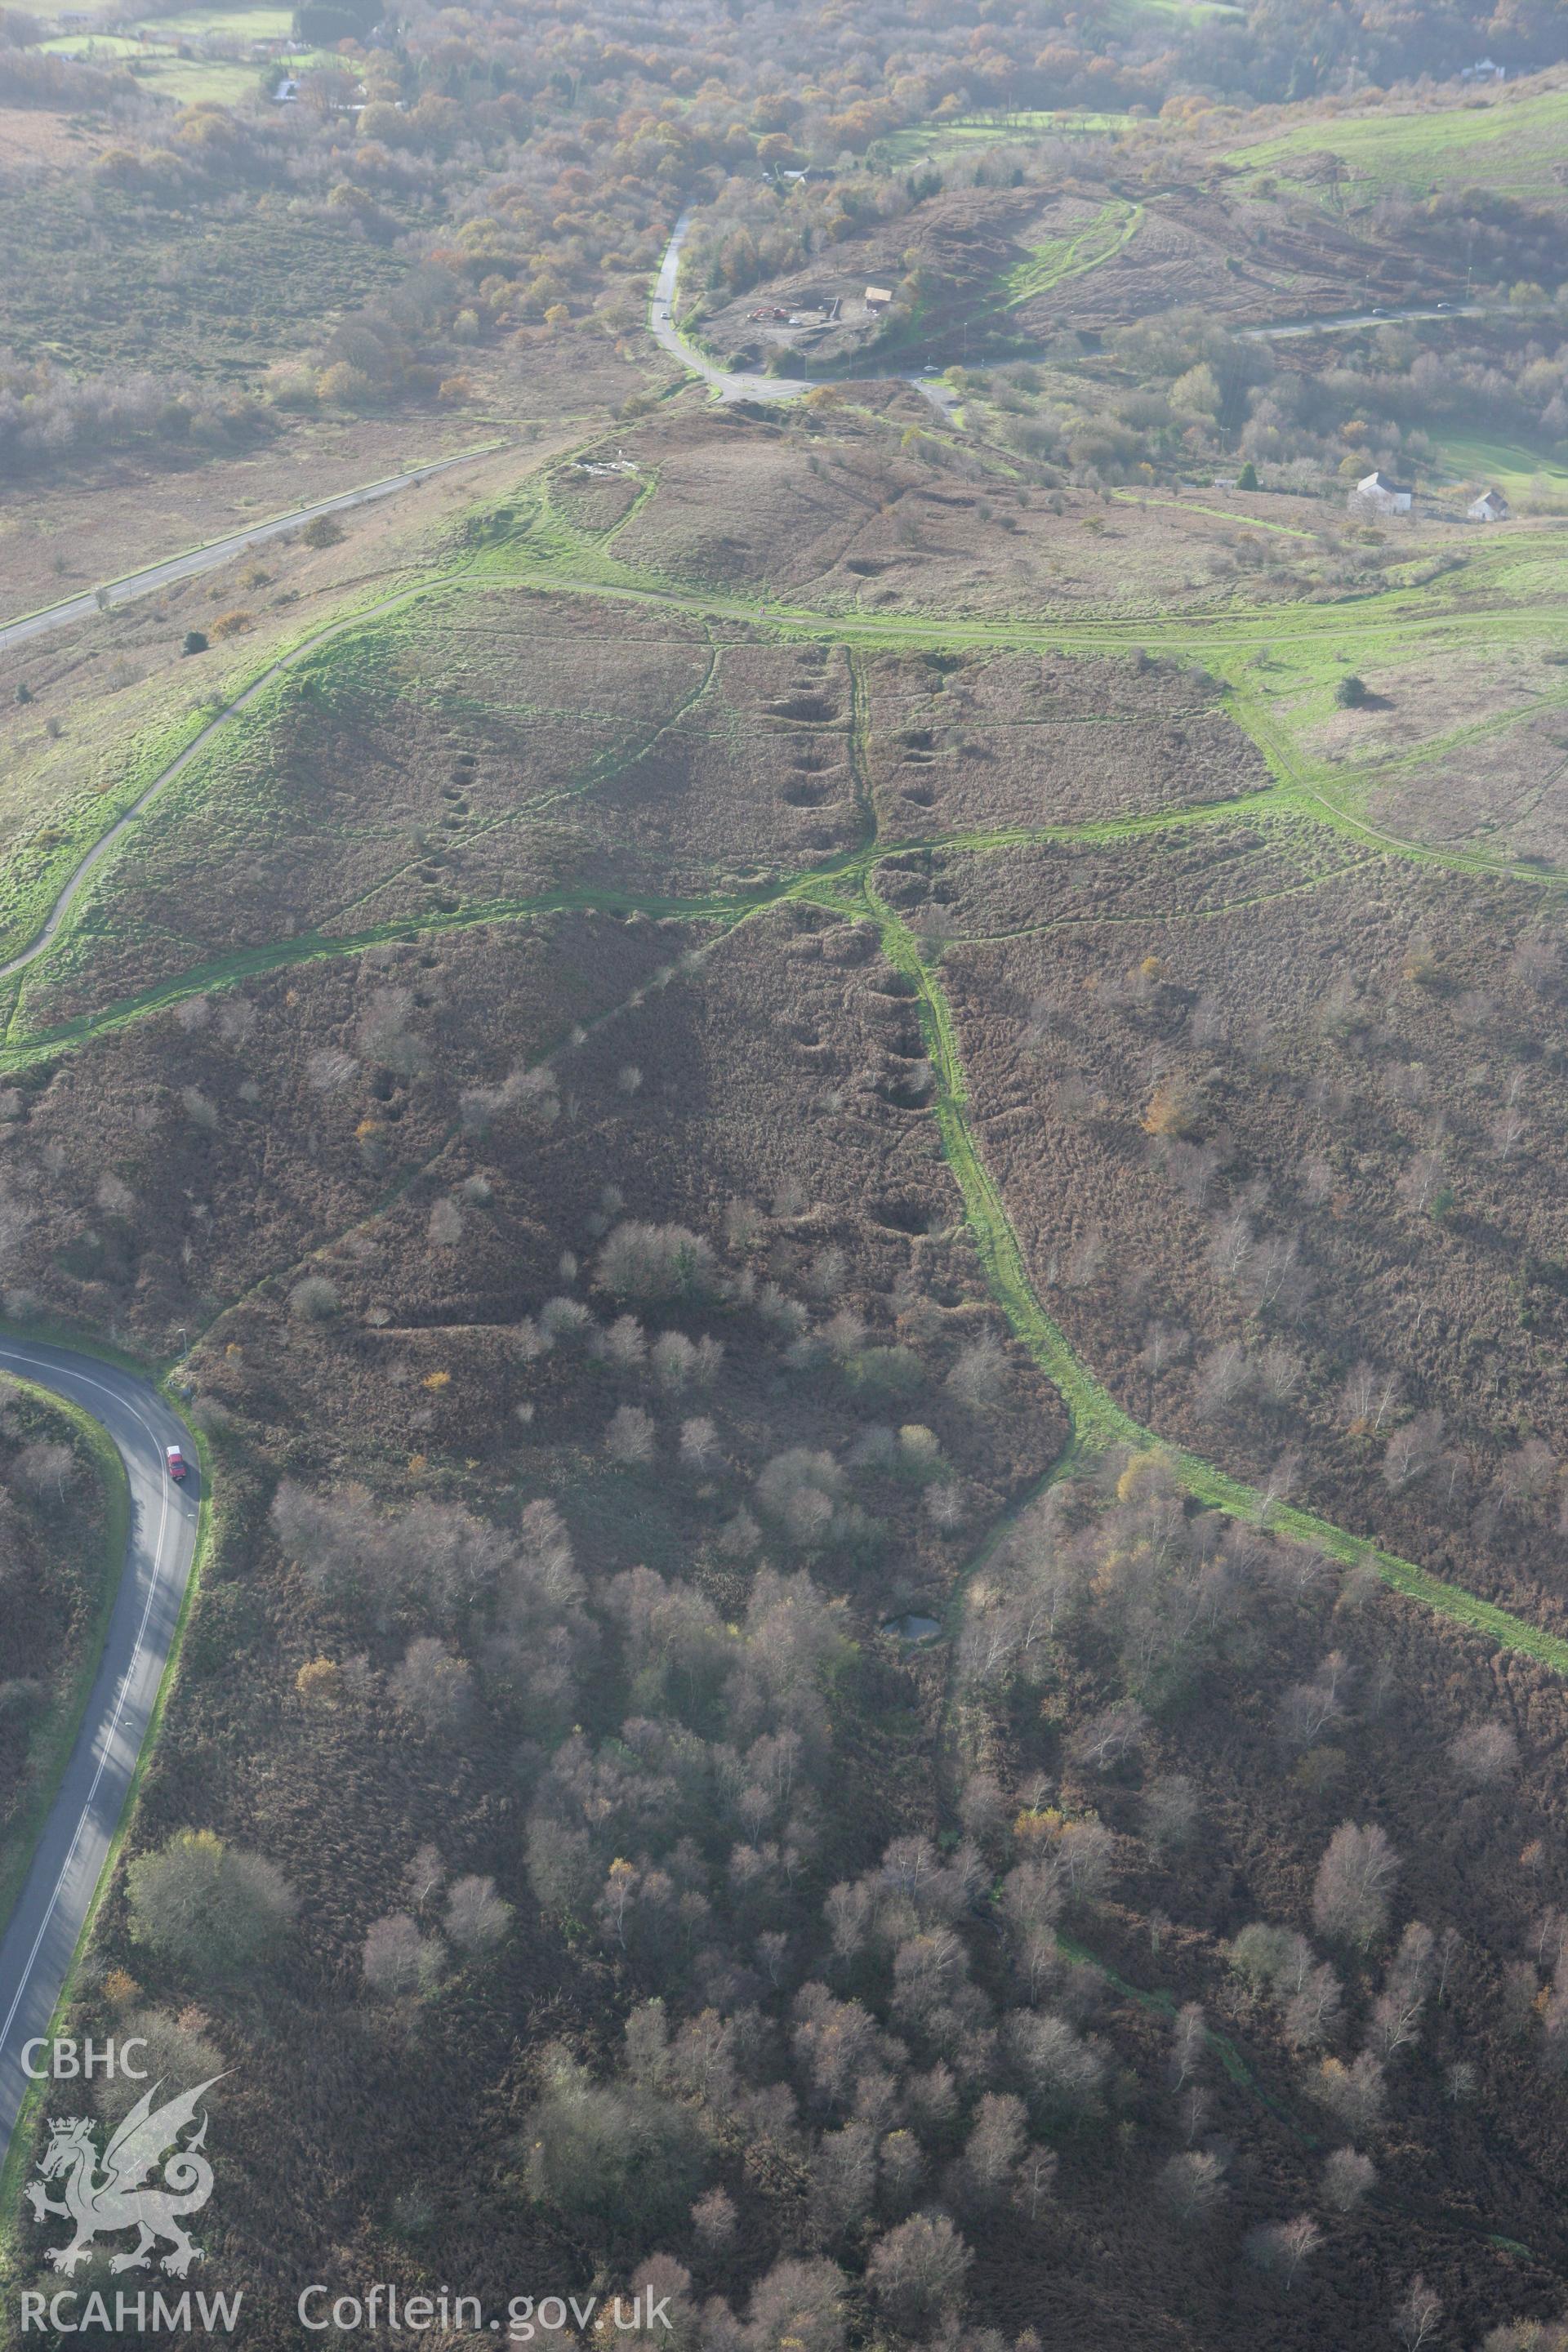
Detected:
left=1437, top=301, right=1454, bottom=311
left=166, top=1444, right=188, bottom=1481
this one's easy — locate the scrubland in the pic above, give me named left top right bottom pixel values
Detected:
left=7, top=2, right=1568, bottom=2342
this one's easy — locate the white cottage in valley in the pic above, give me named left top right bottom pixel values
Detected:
left=1352, top=470, right=1413, bottom=515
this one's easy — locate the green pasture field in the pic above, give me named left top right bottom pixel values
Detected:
left=870, top=111, right=1145, bottom=170
left=38, top=29, right=140, bottom=51
left=1225, top=86, right=1568, bottom=202
left=1436, top=433, right=1568, bottom=505
left=136, top=55, right=268, bottom=100
left=138, top=4, right=296, bottom=34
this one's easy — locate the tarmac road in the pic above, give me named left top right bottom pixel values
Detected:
left=1238, top=300, right=1491, bottom=341
left=0, top=444, right=497, bottom=656
left=0, top=1341, right=199, bottom=2158
left=649, top=210, right=802, bottom=403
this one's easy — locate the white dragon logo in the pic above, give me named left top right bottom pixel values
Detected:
left=26, top=2076, right=223, bottom=2278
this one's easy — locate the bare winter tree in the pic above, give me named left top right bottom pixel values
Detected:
left=428, top=1197, right=463, bottom=1247
left=1320, top=2147, right=1375, bottom=2213
left=1448, top=1721, right=1521, bottom=1789
left=1278, top=1651, right=1352, bottom=1753
left=679, top=1417, right=722, bottom=1472
left=692, top=2188, right=737, bottom=2255
left=1168, top=2002, right=1205, bottom=2093
left=363, top=1913, right=443, bottom=1997
left=1312, top=2052, right=1386, bottom=2139
left=12, top=1440, right=74, bottom=1503
left=1491, top=1070, right=1530, bottom=1159
left=1067, top=1701, right=1148, bottom=1775
left=1209, top=1211, right=1254, bottom=1283
left=1435, top=1925, right=1463, bottom=2002
left=1245, top=2215, right=1321, bottom=2291
left=1156, top=2150, right=1227, bottom=2227
left=605, top=1405, right=656, bottom=1465
left=390, top=1637, right=474, bottom=1735
left=724, top=1198, right=764, bottom=1254
left=1397, top=1148, right=1446, bottom=1217
left=404, top=1842, right=446, bottom=1910
left=1382, top=1409, right=1445, bottom=1491
left=1141, top=1775, right=1200, bottom=1855
left=444, top=1873, right=512, bottom=1953
left=864, top=2213, right=972, bottom=2337
left=1312, top=1822, right=1399, bottom=1949
left=1254, top=1449, right=1299, bottom=1524
left=1139, top=1321, right=1191, bottom=1384
left=945, top=1335, right=1009, bottom=1412
left=1392, top=2274, right=1444, bottom=2351
left=1283, top=1962, right=1343, bottom=2052
left=1366, top=1922, right=1435, bottom=2062
left=1339, top=1360, right=1403, bottom=1436
left=1195, top=1340, right=1252, bottom=1419
left=1255, top=1341, right=1304, bottom=1408
left=1510, top=935, right=1561, bottom=995
left=947, top=2092, right=1027, bottom=2216
left=1500, top=1437, right=1557, bottom=1510
left=651, top=1332, right=698, bottom=1392
left=604, top=1314, right=647, bottom=1369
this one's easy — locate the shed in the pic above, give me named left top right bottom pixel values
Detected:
left=864, top=286, right=893, bottom=309
left=1468, top=488, right=1510, bottom=522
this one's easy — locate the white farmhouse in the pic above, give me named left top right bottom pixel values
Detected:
left=1352, top=470, right=1413, bottom=515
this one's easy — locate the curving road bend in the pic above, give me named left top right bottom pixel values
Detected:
left=650, top=210, right=804, bottom=403
left=0, top=1341, right=198, bottom=2159
left=0, top=443, right=497, bottom=657
left=649, top=214, right=949, bottom=412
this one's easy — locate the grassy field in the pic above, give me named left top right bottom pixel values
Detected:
left=139, top=3, right=295, bottom=33
left=1436, top=433, right=1568, bottom=504
left=870, top=111, right=1145, bottom=170
left=42, top=0, right=292, bottom=38
left=133, top=56, right=268, bottom=101
left=1225, top=86, right=1568, bottom=201
left=38, top=30, right=143, bottom=53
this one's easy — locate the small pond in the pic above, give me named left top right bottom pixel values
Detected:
left=884, top=1614, right=942, bottom=1645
